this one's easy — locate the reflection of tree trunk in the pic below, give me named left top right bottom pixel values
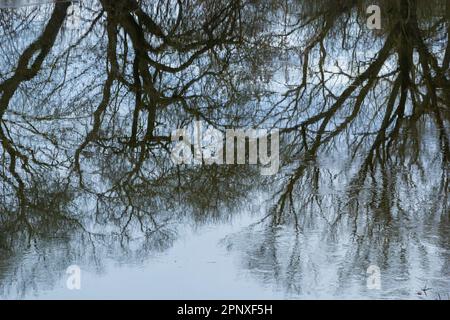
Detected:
left=73, top=16, right=118, bottom=180
left=444, top=0, right=450, bottom=81
left=0, top=2, right=70, bottom=118
left=388, top=0, right=414, bottom=144
left=0, top=3, right=71, bottom=240
left=406, top=0, right=450, bottom=163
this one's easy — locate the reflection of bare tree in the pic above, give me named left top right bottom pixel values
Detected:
left=0, top=162, right=262, bottom=298
left=0, top=0, right=271, bottom=297
left=224, top=0, right=450, bottom=299
left=0, top=0, right=270, bottom=234
left=273, top=0, right=449, bottom=224
left=0, top=0, right=449, bottom=299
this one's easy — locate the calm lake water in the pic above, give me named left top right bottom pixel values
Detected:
left=0, top=0, right=449, bottom=299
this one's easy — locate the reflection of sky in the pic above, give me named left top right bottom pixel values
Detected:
left=7, top=207, right=285, bottom=300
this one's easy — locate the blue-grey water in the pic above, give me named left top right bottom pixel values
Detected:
left=0, top=0, right=449, bottom=300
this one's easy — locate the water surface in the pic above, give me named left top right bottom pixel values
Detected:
left=0, top=0, right=449, bottom=300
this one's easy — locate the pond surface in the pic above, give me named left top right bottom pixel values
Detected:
left=0, top=0, right=449, bottom=300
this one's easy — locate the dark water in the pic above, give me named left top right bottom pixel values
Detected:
left=0, top=0, right=449, bottom=299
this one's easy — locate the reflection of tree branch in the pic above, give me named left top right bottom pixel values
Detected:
left=0, top=2, right=69, bottom=209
